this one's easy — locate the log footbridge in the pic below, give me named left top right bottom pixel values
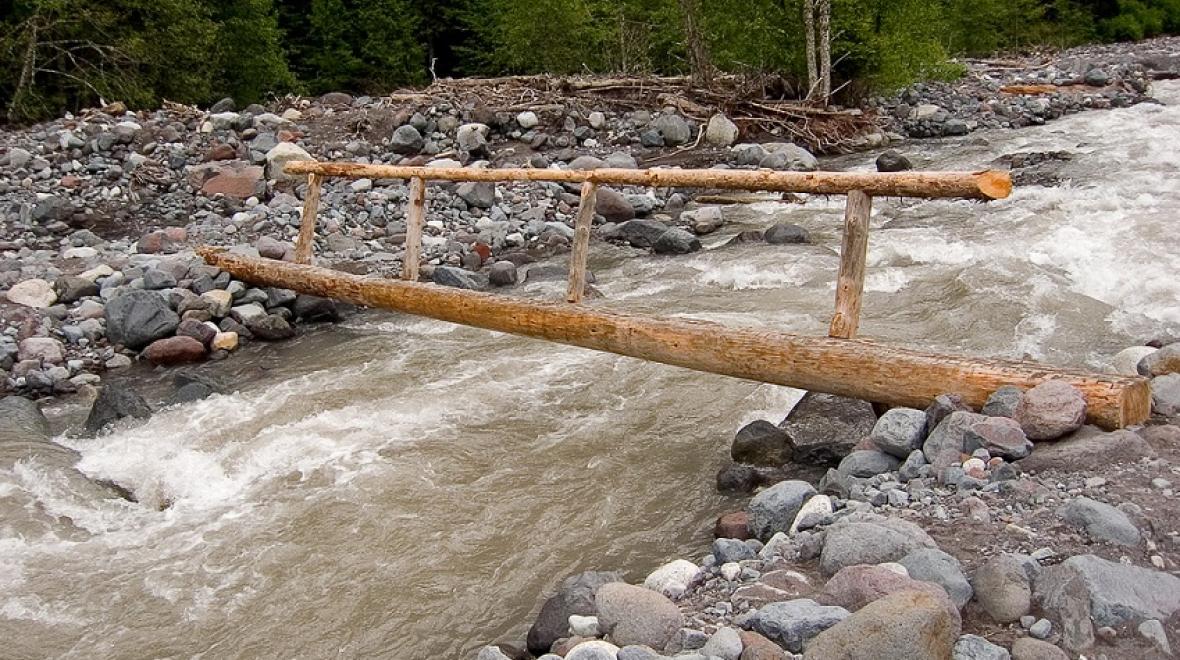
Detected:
left=199, top=162, right=1150, bottom=430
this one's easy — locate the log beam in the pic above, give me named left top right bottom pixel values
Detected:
left=197, top=247, right=1149, bottom=430
left=403, top=176, right=426, bottom=281
left=284, top=162, right=1012, bottom=201
left=566, top=181, right=598, bottom=303
left=294, top=173, right=322, bottom=264
left=829, top=190, right=872, bottom=338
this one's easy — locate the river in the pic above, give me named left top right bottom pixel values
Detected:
left=3, top=82, right=1180, bottom=659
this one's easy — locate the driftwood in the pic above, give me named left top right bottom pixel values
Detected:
left=197, top=247, right=1151, bottom=431
left=285, top=162, right=1013, bottom=201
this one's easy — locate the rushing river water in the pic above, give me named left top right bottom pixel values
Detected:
left=4, top=83, right=1180, bottom=659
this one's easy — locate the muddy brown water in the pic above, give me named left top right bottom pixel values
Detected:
left=3, top=84, right=1180, bottom=659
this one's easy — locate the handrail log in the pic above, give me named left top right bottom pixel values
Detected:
left=283, top=162, right=1013, bottom=201
left=198, top=247, right=1147, bottom=430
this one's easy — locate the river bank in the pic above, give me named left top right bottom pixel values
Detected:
left=2, top=36, right=1180, bottom=660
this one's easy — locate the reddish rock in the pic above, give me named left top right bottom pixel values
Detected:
left=163, top=227, right=187, bottom=242
left=715, top=511, right=751, bottom=539
left=817, top=565, right=959, bottom=621
left=137, top=230, right=179, bottom=254
left=197, top=162, right=264, bottom=199
left=1014, top=381, right=1086, bottom=440
left=739, top=630, right=785, bottom=660
left=176, top=318, right=217, bottom=347
left=60, top=175, right=82, bottom=189
left=473, top=242, right=492, bottom=261
left=277, top=129, right=303, bottom=142
left=143, top=336, right=207, bottom=365
left=204, top=143, right=237, bottom=161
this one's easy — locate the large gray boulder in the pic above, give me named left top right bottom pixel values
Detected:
left=1017, top=426, right=1154, bottom=472
left=391, top=125, right=425, bottom=154
left=527, top=571, right=622, bottom=655
left=616, top=219, right=668, bottom=249
left=652, top=228, right=701, bottom=255
left=870, top=407, right=927, bottom=458
left=781, top=392, right=877, bottom=465
left=973, top=554, right=1033, bottom=623
left=747, top=480, right=816, bottom=541
left=731, top=420, right=791, bottom=466
left=84, top=385, right=153, bottom=435
left=802, top=590, right=960, bottom=660
left=595, top=582, right=682, bottom=650
left=651, top=114, right=692, bottom=146
left=1057, top=497, right=1140, bottom=546
left=900, top=548, right=973, bottom=610
left=432, top=266, right=486, bottom=290
left=923, top=411, right=988, bottom=471
left=1034, top=555, right=1180, bottom=653
left=746, top=599, right=849, bottom=652
left=819, top=515, right=937, bottom=575
left=837, top=449, right=900, bottom=477
left=105, top=289, right=180, bottom=349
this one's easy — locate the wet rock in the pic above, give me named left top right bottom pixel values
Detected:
left=293, top=294, right=342, bottom=322
left=837, top=449, right=900, bottom=477
left=1010, top=638, right=1067, bottom=660
left=716, top=463, right=757, bottom=493
left=684, top=207, right=724, bottom=235
left=248, top=314, right=295, bottom=340
left=1017, top=426, right=1153, bottom=471
left=616, top=219, right=671, bottom=249
left=747, top=480, right=816, bottom=541
left=953, top=635, right=1010, bottom=660
left=715, top=511, right=751, bottom=540
left=731, top=420, right=791, bottom=466
left=527, top=571, right=622, bottom=655
left=432, top=266, right=486, bottom=290
left=974, top=554, right=1032, bottom=623
left=488, top=261, right=518, bottom=286
left=651, top=228, right=701, bottom=255
left=143, top=336, right=207, bottom=365
left=781, top=392, right=877, bottom=465
left=597, top=187, right=637, bottom=223
left=265, top=142, right=313, bottom=182
left=966, top=416, right=1032, bottom=460
left=1013, top=381, right=1086, bottom=441
left=1057, top=497, right=1139, bottom=546
left=176, top=318, right=217, bottom=347
left=1035, top=553, right=1180, bottom=652
left=763, top=223, right=809, bottom=245
left=746, top=598, right=849, bottom=653
left=595, top=582, right=682, bottom=650
left=105, top=289, right=180, bottom=349
left=643, top=560, right=701, bottom=600
left=85, top=385, right=152, bottom=435
left=818, top=564, right=953, bottom=613
left=802, top=590, right=960, bottom=660
left=870, top=407, right=927, bottom=458
left=876, top=150, right=913, bottom=172
left=923, top=411, right=988, bottom=470
left=819, top=517, right=937, bottom=575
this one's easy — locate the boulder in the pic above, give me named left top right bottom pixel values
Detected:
left=457, top=181, right=495, bottom=209
left=597, top=187, right=637, bottom=223
left=760, top=143, right=818, bottom=171
left=973, top=554, right=1032, bottom=623
left=105, top=289, right=180, bottom=349
left=790, top=493, right=833, bottom=533
left=565, top=641, right=620, bottom=660
left=818, top=564, right=954, bottom=614
left=84, top=385, right=152, bottom=435
left=870, top=407, right=927, bottom=458
left=643, top=560, right=701, bottom=600
left=746, top=599, right=849, bottom=653
left=837, top=449, right=900, bottom=477
left=1013, top=381, right=1086, bottom=441
left=616, top=220, right=670, bottom=249
left=1010, top=638, right=1067, bottom=660
left=18, top=338, right=64, bottom=364
left=684, top=207, right=724, bottom=235
left=6, top=279, right=57, bottom=308
left=713, top=538, right=756, bottom=564
left=488, top=261, right=518, bottom=287
left=781, top=392, right=877, bottom=465
left=705, top=114, right=740, bottom=146
left=527, top=571, right=622, bottom=655
left=265, top=142, right=314, bottom=182
left=802, top=590, right=960, bottom=660
left=763, top=223, right=809, bottom=245
left=143, top=336, right=207, bottom=365
left=965, top=416, right=1032, bottom=459
left=595, top=582, right=682, bottom=650
left=55, top=276, right=99, bottom=304
left=701, top=626, right=742, bottom=660
left=900, top=548, right=973, bottom=610
left=819, top=516, right=937, bottom=575
left=1152, top=373, right=1180, bottom=416
left=651, top=114, right=692, bottom=146
left=982, top=386, right=1025, bottom=418
left=432, top=266, right=485, bottom=290
left=923, top=411, right=988, bottom=471
left=747, top=480, right=816, bottom=541
left=652, top=228, right=701, bottom=255
left=953, top=635, right=1011, bottom=660
left=1110, top=346, right=1157, bottom=376
left=925, top=393, right=973, bottom=431
left=1140, top=342, right=1180, bottom=376
left=391, top=125, right=425, bottom=154
left=731, top=420, right=791, bottom=466
left=457, top=123, right=490, bottom=153
left=1057, top=497, right=1139, bottom=546
left=715, top=511, right=751, bottom=540
left=248, top=314, right=295, bottom=341
left=1017, top=426, right=1154, bottom=472
left=195, top=161, right=264, bottom=198
left=876, top=150, right=913, bottom=172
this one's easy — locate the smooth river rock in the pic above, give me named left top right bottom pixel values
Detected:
left=802, top=590, right=960, bottom=660
left=595, top=582, right=682, bottom=650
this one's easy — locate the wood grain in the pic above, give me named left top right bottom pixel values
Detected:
left=403, top=176, right=426, bottom=281
left=566, top=181, right=599, bottom=303
left=198, top=247, right=1149, bottom=430
left=829, top=190, right=872, bottom=338
left=293, top=173, right=322, bottom=264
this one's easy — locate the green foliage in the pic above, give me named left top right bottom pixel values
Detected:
left=207, top=0, right=296, bottom=104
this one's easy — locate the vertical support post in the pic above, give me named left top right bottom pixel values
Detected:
left=294, top=172, right=322, bottom=264
left=403, top=176, right=426, bottom=281
left=829, top=189, right=872, bottom=338
left=566, top=181, right=599, bottom=303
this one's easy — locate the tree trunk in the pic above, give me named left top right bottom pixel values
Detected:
left=803, top=0, right=818, bottom=100
left=8, top=20, right=39, bottom=124
left=678, top=0, right=712, bottom=85
left=818, top=0, right=832, bottom=103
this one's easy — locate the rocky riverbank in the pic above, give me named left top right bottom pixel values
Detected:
left=2, top=37, right=1177, bottom=402
left=477, top=370, right=1180, bottom=660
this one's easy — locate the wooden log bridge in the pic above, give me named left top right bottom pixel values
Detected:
left=198, top=247, right=1149, bottom=430
left=201, top=161, right=1150, bottom=430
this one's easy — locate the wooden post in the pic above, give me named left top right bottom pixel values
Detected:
left=293, top=173, right=322, bottom=264
left=566, top=181, right=599, bottom=303
left=197, top=247, right=1151, bottom=431
left=830, top=190, right=872, bottom=338
left=403, top=176, right=426, bottom=281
